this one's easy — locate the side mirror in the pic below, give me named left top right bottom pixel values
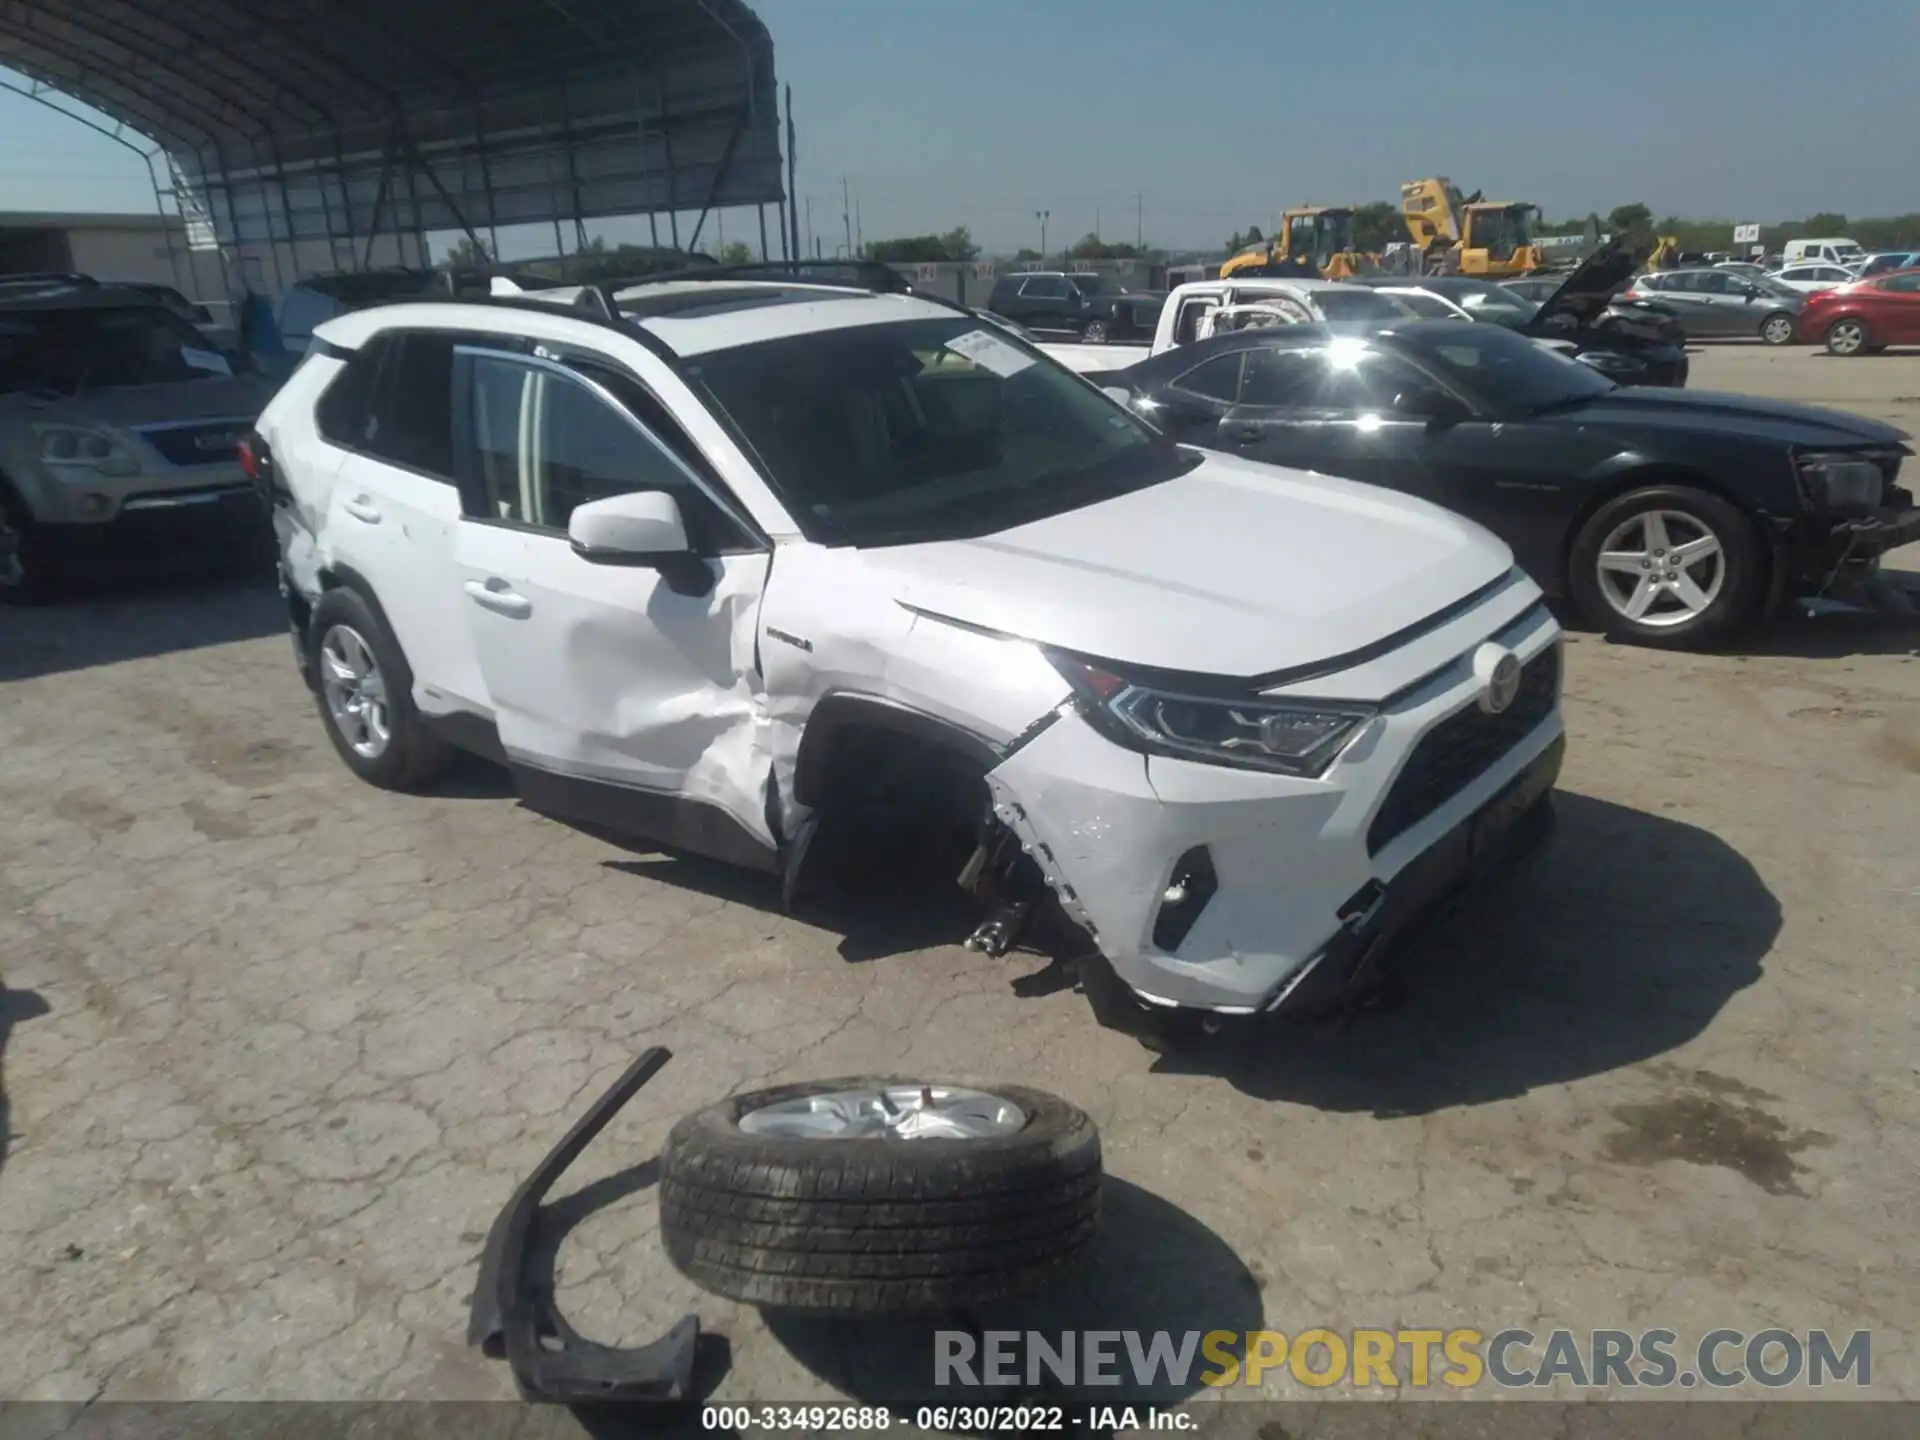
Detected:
left=1392, top=386, right=1464, bottom=422
left=568, top=489, right=690, bottom=564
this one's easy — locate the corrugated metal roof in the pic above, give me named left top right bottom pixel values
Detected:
left=0, top=0, right=786, bottom=252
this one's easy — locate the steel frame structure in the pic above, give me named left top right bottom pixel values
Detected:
left=0, top=0, right=792, bottom=291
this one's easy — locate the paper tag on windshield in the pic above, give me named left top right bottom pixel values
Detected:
left=180, top=346, right=233, bottom=377
left=943, top=328, right=1034, bottom=378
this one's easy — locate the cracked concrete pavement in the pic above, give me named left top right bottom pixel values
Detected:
left=0, top=346, right=1916, bottom=1406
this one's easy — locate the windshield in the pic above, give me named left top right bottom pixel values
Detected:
left=687, top=316, right=1199, bottom=546
left=0, top=305, right=226, bottom=396
left=1455, top=286, right=1540, bottom=327
left=1313, top=288, right=1415, bottom=320
left=1392, top=324, right=1617, bottom=415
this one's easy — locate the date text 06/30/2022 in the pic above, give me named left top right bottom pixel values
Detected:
left=701, top=1406, right=1194, bottom=1433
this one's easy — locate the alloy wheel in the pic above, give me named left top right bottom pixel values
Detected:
left=737, top=1083, right=1027, bottom=1140
left=1827, top=320, right=1866, bottom=356
left=1594, top=509, right=1726, bottom=628
left=1083, top=320, right=1109, bottom=344
left=1762, top=314, right=1794, bottom=345
left=318, top=623, right=392, bottom=759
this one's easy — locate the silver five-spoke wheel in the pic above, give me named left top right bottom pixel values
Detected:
left=318, top=623, right=391, bottom=759
left=1594, top=509, right=1725, bottom=629
left=737, top=1084, right=1027, bottom=1141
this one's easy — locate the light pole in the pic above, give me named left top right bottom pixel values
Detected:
left=1035, top=209, right=1050, bottom=262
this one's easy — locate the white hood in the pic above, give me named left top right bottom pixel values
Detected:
left=866, top=452, right=1513, bottom=677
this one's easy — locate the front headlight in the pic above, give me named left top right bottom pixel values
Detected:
left=1797, top=452, right=1884, bottom=513
left=1051, top=655, right=1373, bottom=778
left=32, top=424, right=142, bottom=477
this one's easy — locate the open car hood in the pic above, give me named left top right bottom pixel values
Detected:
left=1524, top=234, right=1653, bottom=333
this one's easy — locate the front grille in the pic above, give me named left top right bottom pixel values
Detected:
left=1367, top=645, right=1559, bottom=856
left=139, top=421, right=251, bottom=468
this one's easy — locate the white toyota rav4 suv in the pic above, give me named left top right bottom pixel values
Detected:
left=252, top=266, right=1565, bottom=1029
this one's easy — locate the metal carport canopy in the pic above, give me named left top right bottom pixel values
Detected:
left=0, top=0, right=785, bottom=258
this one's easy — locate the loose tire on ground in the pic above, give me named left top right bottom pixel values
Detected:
left=658, top=1079, right=1101, bottom=1313
left=1566, top=484, right=1764, bottom=649
left=307, top=585, right=453, bottom=791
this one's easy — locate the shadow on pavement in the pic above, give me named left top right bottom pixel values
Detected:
left=603, top=847, right=987, bottom=966
left=0, top=570, right=284, bottom=682
left=1140, top=792, right=1778, bottom=1115
left=0, top=981, right=53, bottom=1178
left=762, top=1177, right=1263, bottom=1411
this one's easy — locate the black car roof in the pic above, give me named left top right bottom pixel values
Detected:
left=1115, top=319, right=1473, bottom=379
left=0, top=282, right=184, bottom=313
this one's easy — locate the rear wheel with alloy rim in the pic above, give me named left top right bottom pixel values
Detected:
left=1567, top=485, right=1762, bottom=648
left=306, top=586, right=452, bottom=790
left=1825, top=318, right=1869, bottom=356
left=1082, top=318, right=1109, bottom=343
left=1760, top=312, right=1796, bottom=346
left=659, top=1078, right=1102, bottom=1312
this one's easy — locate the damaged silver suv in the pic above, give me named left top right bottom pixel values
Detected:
left=254, top=266, right=1565, bottom=1028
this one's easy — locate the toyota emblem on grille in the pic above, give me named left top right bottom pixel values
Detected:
left=1472, top=643, right=1522, bottom=715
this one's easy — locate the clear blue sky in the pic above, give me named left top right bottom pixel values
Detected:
left=4, top=0, right=1915, bottom=255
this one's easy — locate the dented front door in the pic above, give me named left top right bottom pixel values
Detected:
left=451, top=346, right=776, bottom=864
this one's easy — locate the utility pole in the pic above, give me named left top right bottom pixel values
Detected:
left=1137, top=192, right=1143, bottom=250
left=1036, top=209, right=1049, bottom=260
left=805, top=195, right=813, bottom=259
left=1096, top=207, right=1101, bottom=242
left=855, top=198, right=862, bottom=255
left=842, top=176, right=853, bottom=258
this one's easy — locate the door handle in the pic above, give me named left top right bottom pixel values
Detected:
left=342, top=495, right=382, bottom=524
left=463, top=578, right=532, bottom=619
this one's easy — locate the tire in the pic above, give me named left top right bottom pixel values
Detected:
left=1759, top=312, right=1796, bottom=346
left=1081, top=318, right=1109, bottom=344
left=0, top=480, right=55, bottom=605
left=1566, top=485, right=1763, bottom=649
left=658, top=1078, right=1102, bottom=1313
left=1824, top=318, right=1869, bottom=357
left=306, top=585, right=453, bottom=790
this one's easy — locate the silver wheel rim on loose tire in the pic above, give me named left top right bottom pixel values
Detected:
left=1828, top=321, right=1865, bottom=356
left=1595, top=509, right=1726, bottom=628
left=318, top=623, right=393, bottom=759
left=738, top=1084, right=1027, bottom=1140
left=1762, top=315, right=1794, bottom=345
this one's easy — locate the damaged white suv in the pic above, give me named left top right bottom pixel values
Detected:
left=254, top=266, right=1565, bottom=1027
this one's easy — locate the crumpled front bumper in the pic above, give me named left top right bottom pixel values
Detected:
left=984, top=607, right=1565, bottom=1014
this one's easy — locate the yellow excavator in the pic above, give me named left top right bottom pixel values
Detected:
left=1646, top=235, right=1685, bottom=271
left=1400, top=178, right=1544, bottom=277
left=1220, top=205, right=1377, bottom=280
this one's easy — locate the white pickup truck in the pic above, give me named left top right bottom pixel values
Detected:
left=1040, top=276, right=1415, bottom=374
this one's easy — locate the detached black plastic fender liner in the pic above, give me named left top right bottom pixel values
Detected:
left=468, top=1046, right=700, bottom=1404
left=659, top=1079, right=1102, bottom=1313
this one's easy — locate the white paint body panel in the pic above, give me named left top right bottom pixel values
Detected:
left=265, top=290, right=1565, bottom=1014
left=859, top=450, right=1514, bottom=677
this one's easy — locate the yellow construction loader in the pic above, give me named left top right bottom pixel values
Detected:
left=1400, top=178, right=1544, bottom=277
left=1220, top=206, right=1377, bottom=280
